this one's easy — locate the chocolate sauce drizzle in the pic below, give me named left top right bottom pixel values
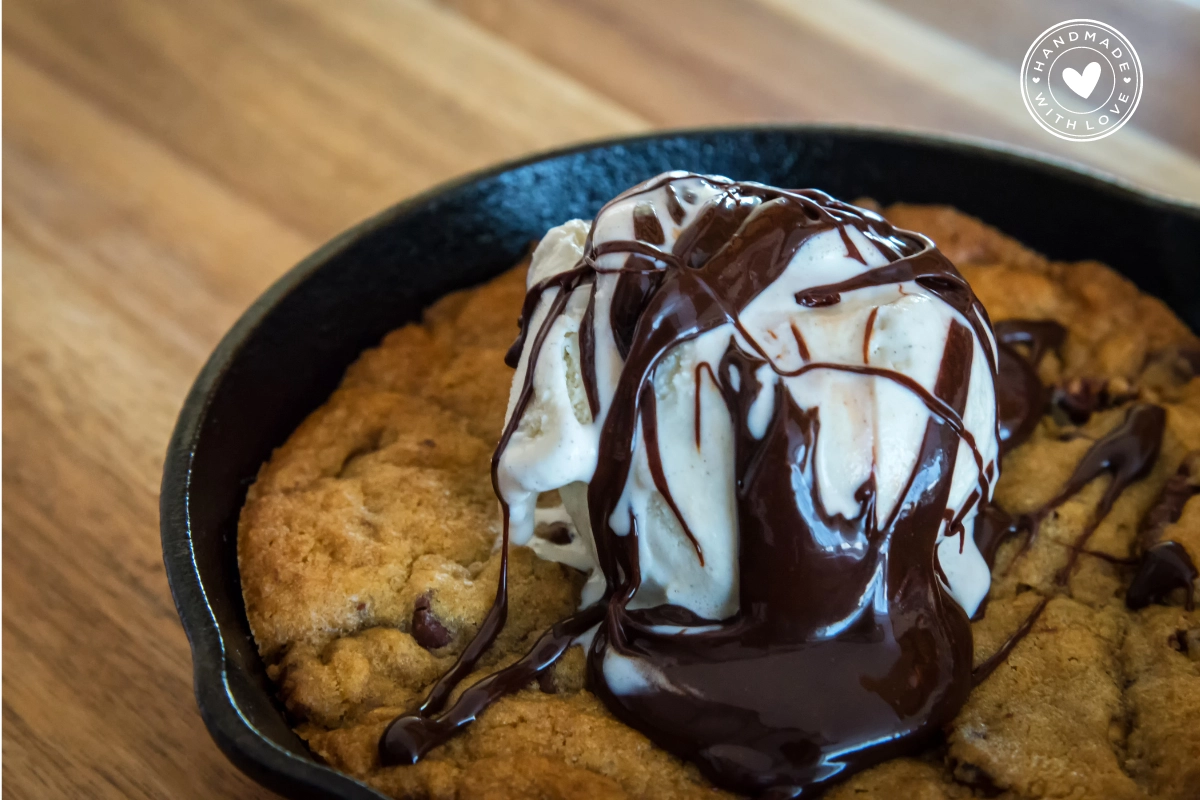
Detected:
left=974, top=322, right=1164, bottom=572
left=379, top=176, right=1186, bottom=797
left=1128, top=542, right=1197, bottom=610
left=969, top=323, right=1169, bottom=589
left=1127, top=455, right=1199, bottom=610
left=1019, top=404, right=1166, bottom=585
left=992, top=319, right=1065, bottom=455
left=381, top=176, right=1002, bottom=796
left=966, top=316, right=1197, bottom=692
left=586, top=182, right=995, bottom=796
left=971, top=595, right=1050, bottom=685
left=965, top=318, right=1059, bottom=610
left=969, top=403, right=1171, bottom=691
left=974, top=503, right=1017, bottom=571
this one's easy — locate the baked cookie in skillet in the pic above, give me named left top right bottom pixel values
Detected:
left=239, top=200, right=1200, bottom=800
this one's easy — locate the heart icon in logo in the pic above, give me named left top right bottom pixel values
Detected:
left=1062, top=62, right=1102, bottom=99
left=1021, top=21, right=1141, bottom=141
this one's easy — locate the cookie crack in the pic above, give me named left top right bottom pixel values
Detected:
left=1112, top=612, right=1140, bottom=790
left=337, top=428, right=386, bottom=478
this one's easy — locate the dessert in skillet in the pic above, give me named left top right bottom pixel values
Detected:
left=238, top=174, right=1200, bottom=799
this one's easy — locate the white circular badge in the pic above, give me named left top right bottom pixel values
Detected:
left=1020, top=19, right=1143, bottom=143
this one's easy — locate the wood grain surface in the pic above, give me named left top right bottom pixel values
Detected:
left=3, top=1, right=1198, bottom=797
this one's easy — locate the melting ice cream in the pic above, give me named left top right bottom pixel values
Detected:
left=382, top=173, right=1002, bottom=797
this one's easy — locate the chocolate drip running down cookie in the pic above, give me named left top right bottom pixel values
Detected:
left=971, top=329, right=1199, bottom=682
left=1127, top=454, right=1200, bottom=610
left=973, top=323, right=1178, bottom=586
left=985, top=404, right=1167, bottom=585
left=971, top=404, right=1169, bottom=687
left=992, top=319, right=1065, bottom=454
left=382, top=175, right=1003, bottom=796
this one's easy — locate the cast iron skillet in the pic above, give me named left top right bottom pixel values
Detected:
left=160, top=126, right=1200, bottom=800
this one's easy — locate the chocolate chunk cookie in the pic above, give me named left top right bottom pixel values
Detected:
left=239, top=205, right=1200, bottom=799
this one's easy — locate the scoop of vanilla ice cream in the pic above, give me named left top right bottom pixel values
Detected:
left=497, top=174, right=998, bottom=619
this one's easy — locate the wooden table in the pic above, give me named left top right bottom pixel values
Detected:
left=4, top=1, right=1198, bottom=797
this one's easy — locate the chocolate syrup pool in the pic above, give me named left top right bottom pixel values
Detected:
left=381, top=176, right=1003, bottom=797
